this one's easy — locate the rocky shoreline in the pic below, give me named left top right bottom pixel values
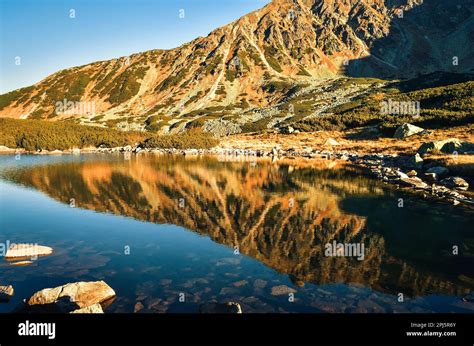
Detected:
left=1, top=141, right=473, bottom=207
left=1, top=242, right=246, bottom=314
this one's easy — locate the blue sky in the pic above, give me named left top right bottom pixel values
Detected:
left=0, top=0, right=270, bottom=94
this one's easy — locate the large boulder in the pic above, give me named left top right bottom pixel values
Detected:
left=271, top=285, right=297, bottom=296
left=27, top=281, right=116, bottom=312
left=394, top=123, right=425, bottom=139
left=199, top=301, right=242, bottom=314
left=418, top=139, right=474, bottom=156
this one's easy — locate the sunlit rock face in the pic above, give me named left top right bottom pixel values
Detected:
left=1, top=0, right=472, bottom=123
left=5, top=155, right=473, bottom=298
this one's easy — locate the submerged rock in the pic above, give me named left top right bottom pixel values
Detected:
left=0, top=285, right=14, bottom=301
left=5, top=243, right=53, bottom=260
left=393, top=123, right=425, bottom=139
left=232, top=280, right=248, bottom=287
left=271, top=285, right=297, bottom=296
left=134, top=302, right=144, bottom=313
left=70, top=303, right=104, bottom=314
left=27, top=281, right=116, bottom=312
left=199, top=301, right=242, bottom=314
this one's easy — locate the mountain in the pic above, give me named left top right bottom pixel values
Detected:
left=0, top=0, right=473, bottom=133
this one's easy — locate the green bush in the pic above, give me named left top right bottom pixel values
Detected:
left=291, top=80, right=474, bottom=132
left=0, top=118, right=143, bottom=151
left=241, top=118, right=271, bottom=133
left=108, top=66, right=148, bottom=105
left=141, top=130, right=219, bottom=149
left=0, top=86, right=35, bottom=110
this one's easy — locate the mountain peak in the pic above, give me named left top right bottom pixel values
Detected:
left=0, top=0, right=472, bottom=128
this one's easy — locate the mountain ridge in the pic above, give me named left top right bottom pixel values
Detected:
left=0, top=0, right=472, bottom=133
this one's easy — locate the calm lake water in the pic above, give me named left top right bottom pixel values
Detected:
left=0, top=153, right=473, bottom=313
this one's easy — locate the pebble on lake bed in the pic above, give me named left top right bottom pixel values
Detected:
left=271, top=285, right=297, bottom=296
left=253, top=279, right=267, bottom=289
left=232, top=280, right=248, bottom=287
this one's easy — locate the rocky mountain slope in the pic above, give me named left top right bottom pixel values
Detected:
left=0, top=0, right=472, bottom=133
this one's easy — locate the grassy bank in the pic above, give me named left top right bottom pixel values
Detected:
left=142, top=131, right=219, bottom=150
left=0, top=118, right=218, bottom=151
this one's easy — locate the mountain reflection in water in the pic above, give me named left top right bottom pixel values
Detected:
left=1, top=154, right=473, bottom=312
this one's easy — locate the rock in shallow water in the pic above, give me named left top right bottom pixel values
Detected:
left=5, top=243, right=53, bottom=260
left=232, top=280, right=248, bottom=287
left=27, top=281, right=116, bottom=312
left=271, top=285, right=297, bottom=296
left=253, top=279, right=267, bottom=290
left=199, top=301, right=242, bottom=314
left=134, top=302, right=144, bottom=313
